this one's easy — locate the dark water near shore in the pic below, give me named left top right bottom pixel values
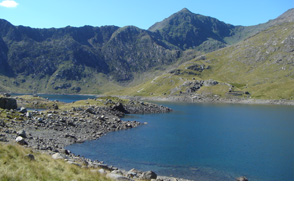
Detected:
left=67, top=102, right=294, bottom=181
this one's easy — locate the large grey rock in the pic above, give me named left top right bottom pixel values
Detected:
left=140, top=171, right=157, bottom=180
left=52, top=153, right=64, bottom=160
left=236, top=176, right=248, bottom=181
left=17, top=129, right=27, bottom=138
left=0, top=97, right=17, bottom=109
left=106, top=173, right=132, bottom=181
left=15, top=136, right=27, bottom=145
left=97, top=169, right=107, bottom=175
left=127, top=168, right=143, bottom=178
left=19, top=107, right=27, bottom=113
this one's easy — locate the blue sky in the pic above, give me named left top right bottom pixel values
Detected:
left=0, top=0, right=293, bottom=29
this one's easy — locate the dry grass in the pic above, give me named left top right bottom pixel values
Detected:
left=0, top=143, right=110, bottom=181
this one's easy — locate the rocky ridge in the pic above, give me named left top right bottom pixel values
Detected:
left=1, top=8, right=292, bottom=94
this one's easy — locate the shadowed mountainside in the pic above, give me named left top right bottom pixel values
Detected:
left=0, top=8, right=293, bottom=95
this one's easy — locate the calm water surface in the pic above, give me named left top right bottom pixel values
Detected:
left=66, top=102, right=294, bottom=181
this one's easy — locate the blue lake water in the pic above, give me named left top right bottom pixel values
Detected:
left=67, top=102, right=294, bottom=181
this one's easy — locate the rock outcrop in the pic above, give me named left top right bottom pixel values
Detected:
left=0, top=97, right=17, bottom=109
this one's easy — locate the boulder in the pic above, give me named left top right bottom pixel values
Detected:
left=106, top=173, right=132, bottom=181
left=111, top=170, right=123, bottom=175
left=19, top=107, right=27, bottom=113
left=97, top=169, right=107, bottom=175
left=25, top=154, right=35, bottom=161
left=127, top=169, right=140, bottom=178
left=111, top=103, right=128, bottom=113
left=85, top=107, right=95, bottom=114
left=17, top=129, right=27, bottom=138
left=15, top=136, right=27, bottom=145
left=140, top=171, right=157, bottom=180
left=52, top=153, right=64, bottom=160
left=0, top=97, right=17, bottom=109
left=3, top=93, right=11, bottom=97
left=236, top=176, right=248, bottom=181
left=97, top=164, right=111, bottom=170
left=26, top=112, right=32, bottom=118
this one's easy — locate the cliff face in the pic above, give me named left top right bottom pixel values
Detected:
left=0, top=19, right=182, bottom=93
left=0, top=8, right=293, bottom=94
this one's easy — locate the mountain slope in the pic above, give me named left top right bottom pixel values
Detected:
left=0, top=20, right=181, bottom=93
left=149, top=8, right=234, bottom=51
left=117, top=20, right=294, bottom=100
left=0, top=8, right=293, bottom=95
left=149, top=8, right=294, bottom=52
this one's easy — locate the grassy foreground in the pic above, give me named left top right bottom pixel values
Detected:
left=0, top=143, right=109, bottom=181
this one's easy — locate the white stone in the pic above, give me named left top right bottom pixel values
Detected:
left=52, top=153, right=64, bottom=160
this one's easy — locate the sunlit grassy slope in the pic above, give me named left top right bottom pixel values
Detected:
left=0, top=143, right=109, bottom=181
left=109, top=22, right=294, bottom=100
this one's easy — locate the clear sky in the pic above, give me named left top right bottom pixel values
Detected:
left=0, top=0, right=293, bottom=29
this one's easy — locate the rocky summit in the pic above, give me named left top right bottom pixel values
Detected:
left=1, top=8, right=293, bottom=95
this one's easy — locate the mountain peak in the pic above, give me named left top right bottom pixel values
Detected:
left=178, top=8, right=192, bottom=14
left=276, top=8, right=294, bottom=23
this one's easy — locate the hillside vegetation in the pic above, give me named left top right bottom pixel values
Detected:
left=1, top=8, right=292, bottom=95
left=113, top=21, right=294, bottom=100
left=0, top=143, right=109, bottom=181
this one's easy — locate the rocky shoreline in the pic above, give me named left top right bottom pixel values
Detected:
left=1, top=96, right=190, bottom=181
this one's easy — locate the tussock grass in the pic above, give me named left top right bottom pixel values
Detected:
left=0, top=143, right=109, bottom=181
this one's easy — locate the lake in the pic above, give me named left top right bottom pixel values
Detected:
left=66, top=102, right=294, bottom=181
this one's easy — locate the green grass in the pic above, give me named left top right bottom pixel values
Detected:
left=58, top=96, right=130, bottom=111
left=15, top=95, right=60, bottom=109
left=112, top=22, right=294, bottom=100
left=0, top=143, right=110, bottom=181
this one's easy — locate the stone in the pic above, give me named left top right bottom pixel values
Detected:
left=52, top=153, right=64, bottom=160
left=236, top=176, right=248, bottom=181
left=19, top=107, right=27, bottom=113
left=85, top=107, right=95, bottom=114
left=97, top=169, right=107, bottom=175
left=17, top=129, right=27, bottom=138
left=140, top=171, right=157, bottom=180
left=111, top=103, right=128, bottom=113
left=0, top=97, right=17, bottom=110
left=3, top=93, right=11, bottom=97
left=127, top=171, right=137, bottom=178
left=25, top=154, right=35, bottom=161
left=37, top=118, right=43, bottom=123
left=26, top=112, right=32, bottom=118
left=111, top=170, right=123, bottom=175
left=0, top=119, right=5, bottom=127
left=15, top=136, right=27, bottom=145
left=203, top=79, right=219, bottom=86
left=97, top=164, right=111, bottom=170
left=106, top=173, right=132, bottom=181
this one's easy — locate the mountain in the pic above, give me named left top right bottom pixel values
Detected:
left=0, top=8, right=293, bottom=95
left=117, top=13, right=294, bottom=100
left=149, top=8, right=234, bottom=51
left=0, top=20, right=181, bottom=93
left=149, top=8, right=294, bottom=52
